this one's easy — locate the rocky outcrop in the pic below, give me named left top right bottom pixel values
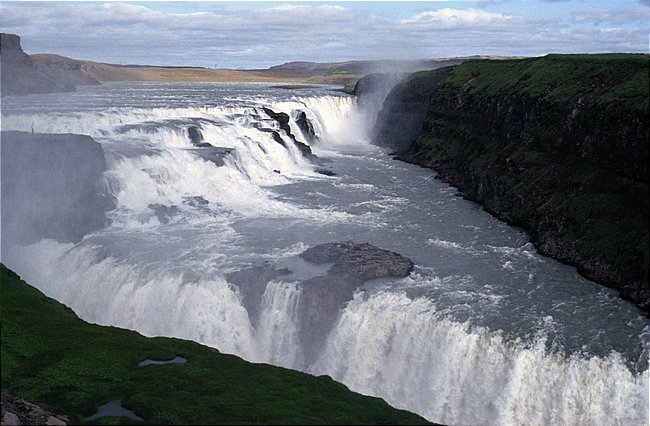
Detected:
left=1, top=393, right=68, bottom=425
left=1, top=132, right=114, bottom=252
left=262, top=107, right=318, bottom=161
left=375, top=54, right=649, bottom=311
left=300, top=241, right=414, bottom=281
left=372, top=71, right=449, bottom=152
left=226, top=265, right=292, bottom=326
left=227, top=241, right=414, bottom=365
left=297, top=242, right=414, bottom=363
left=295, top=111, right=318, bottom=144
left=1, top=33, right=99, bottom=96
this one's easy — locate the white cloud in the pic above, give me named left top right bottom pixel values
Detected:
left=0, top=2, right=647, bottom=68
left=400, top=8, right=512, bottom=28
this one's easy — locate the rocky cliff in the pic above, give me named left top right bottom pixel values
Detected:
left=372, top=54, right=649, bottom=311
left=0, top=33, right=99, bottom=96
left=1, top=132, right=114, bottom=253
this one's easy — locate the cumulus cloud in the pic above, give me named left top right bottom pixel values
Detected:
left=400, top=8, right=512, bottom=28
left=0, top=1, right=646, bottom=68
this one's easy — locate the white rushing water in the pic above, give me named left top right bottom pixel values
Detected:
left=1, top=82, right=648, bottom=425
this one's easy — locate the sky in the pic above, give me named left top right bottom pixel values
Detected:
left=1, top=1, right=649, bottom=69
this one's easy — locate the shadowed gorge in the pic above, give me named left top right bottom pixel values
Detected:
left=372, top=54, right=650, bottom=311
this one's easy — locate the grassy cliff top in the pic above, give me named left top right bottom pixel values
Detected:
left=422, top=54, right=649, bottom=114
left=0, top=264, right=430, bottom=425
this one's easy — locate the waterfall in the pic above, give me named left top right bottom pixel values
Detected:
left=1, top=83, right=647, bottom=426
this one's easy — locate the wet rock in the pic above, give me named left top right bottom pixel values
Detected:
left=187, top=126, right=203, bottom=145
left=298, top=241, right=414, bottom=365
left=187, top=146, right=234, bottom=167
left=226, top=265, right=292, bottom=327
left=3, top=411, right=20, bottom=426
left=296, top=111, right=318, bottom=144
left=301, top=241, right=414, bottom=281
left=315, top=168, right=336, bottom=176
left=148, top=203, right=180, bottom=224
left=183, top=196, right=209, bottom=207
left=195, top=142, right=214, bottom=148
left=262, top=107, right=318, bottom=161
left=226, top=243, right=414, bottom=366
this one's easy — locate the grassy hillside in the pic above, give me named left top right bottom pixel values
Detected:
left=0, top=264, right=430, bottom=425
left=380, top=54, right=649, bottom=310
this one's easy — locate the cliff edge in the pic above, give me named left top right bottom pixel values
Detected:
left=0, top=33, right=99, bottom=96
left=373, top=54, right=649, bottom=311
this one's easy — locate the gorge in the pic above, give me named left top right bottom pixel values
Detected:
left=1, top=47, right=648, bottom=425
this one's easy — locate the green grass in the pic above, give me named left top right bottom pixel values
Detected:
left=0, top=264, right=431, bottom=425
left=443, top=54, right=649, bottom=113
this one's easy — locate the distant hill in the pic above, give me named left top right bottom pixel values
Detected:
left=1, top=32, right=520, bottom=96
left=0, top=33, right=100, bottom=96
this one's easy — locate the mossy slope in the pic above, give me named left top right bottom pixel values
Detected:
left=0, top=264, right=430, bottom=425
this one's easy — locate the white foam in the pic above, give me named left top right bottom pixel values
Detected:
left=311, top=291, right=650, bottom=426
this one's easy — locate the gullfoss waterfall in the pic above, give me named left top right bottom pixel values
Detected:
left=1, top=82, right=648, bottom=425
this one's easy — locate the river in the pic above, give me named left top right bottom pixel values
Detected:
left=1, top=81, right=648, bottom=425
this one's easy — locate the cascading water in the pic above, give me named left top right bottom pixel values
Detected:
left=1, top=81, right=648, bottom=425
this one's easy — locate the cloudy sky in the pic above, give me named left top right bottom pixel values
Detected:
left=1, top=1, right=648, bottom=69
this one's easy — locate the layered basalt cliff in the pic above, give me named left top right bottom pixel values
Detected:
left=0, top=33, right=99, bottom=96
left=372, top=54, right=649, bottom=311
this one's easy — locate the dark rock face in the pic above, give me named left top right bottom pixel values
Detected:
left=186, top=146, right=233, bottom=167
left=226, top=265, right=292, bottom=327
left=295, top=111, right=318, bottom=144
left=187, top=126, right=203, bottom=145
left=353, top=72, right=404, bottom=110
left=262, top=107, right=318, bottom=162
left=227, top=242, right=414, bottom=366
left=1, top=132, right=114, bottom=252
left=376, top=55, right=649, bottom=311
left=1, top=33, right=99, bottom=96
left=372, top=71, right=448, bottom=152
